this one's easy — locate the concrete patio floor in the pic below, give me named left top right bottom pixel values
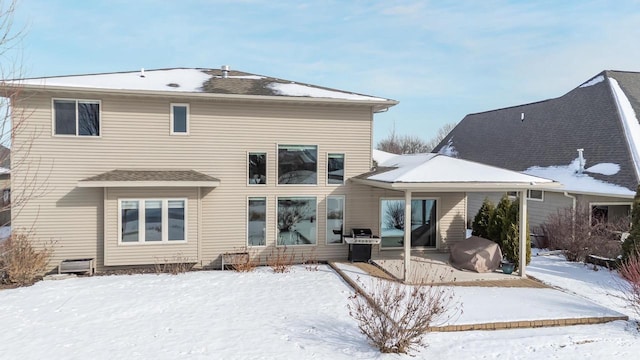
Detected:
left=370, top=251, right=535, bottom=285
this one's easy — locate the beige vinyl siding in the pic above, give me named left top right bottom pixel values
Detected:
left=104, top=187, right=198, bottom=266
left=11, top=91, right=377, bottom=270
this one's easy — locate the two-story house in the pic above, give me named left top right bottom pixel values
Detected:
left=2, top=66, right=555, bottom=275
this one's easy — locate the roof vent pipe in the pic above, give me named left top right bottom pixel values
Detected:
left=577, top=148, right=586, bottom=174
left=140, top=68, right=145, bottom=78
left=221, top=65, right=229, bottom=78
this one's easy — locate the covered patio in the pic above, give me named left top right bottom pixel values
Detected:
left=353, top=153, right=559, bottom=282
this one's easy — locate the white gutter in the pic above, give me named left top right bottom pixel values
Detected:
left=1, top=83, right=399, bottom=112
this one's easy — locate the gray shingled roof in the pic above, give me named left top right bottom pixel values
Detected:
left=432, top=70, right=640, bottom=192
left=81, top=169, right=219, bottom=183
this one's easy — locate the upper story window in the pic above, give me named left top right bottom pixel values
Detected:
left=248, top=152, right=267, bottom=185
left=327, top=153, right=345, bottom=185
left=278, top=145, right=317, bottom=185
left=171, top=104, right=189, bottom=134
left=527, top=190, right=544, bottom=201
left=53, top=99, right=100, bottom=136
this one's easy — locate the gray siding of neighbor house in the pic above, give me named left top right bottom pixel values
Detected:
left=13, top=90, right=471, bottom=271
left=466, top=191, right=573, bottom=232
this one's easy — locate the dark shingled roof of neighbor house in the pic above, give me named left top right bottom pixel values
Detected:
left=432, top=70, right=640, bottom=193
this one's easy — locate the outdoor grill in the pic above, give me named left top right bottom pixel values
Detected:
left=344, top=228, right=380, bottom=262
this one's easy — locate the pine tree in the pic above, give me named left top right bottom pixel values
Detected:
left=622, top=185, right=640, bottom=260
left=471, top=198, right=494, bottom=239
left=487, top=195, right=512, bottom=247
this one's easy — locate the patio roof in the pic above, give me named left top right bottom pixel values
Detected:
left=354, top=153, right=560, bottom=191
left=77, top=169, right=220, bottom=188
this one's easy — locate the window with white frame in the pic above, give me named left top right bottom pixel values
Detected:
left=171, top=104, right=189, bottom=134
left=278, top=145, right=317, bottom=184
left=248, top=152, right=267, bottom=185
left=53, top=99, right=100, bottom=136
left=327, top=153, right=345, bottom=185
left=277, top=196, right=317, bottom=245
left=527, top=190, right=544, bottom=201
left=120, top=199, right=186, bottom=243
left=326, top=196, right=345, bottom=244
left=248, top=197, right=266, bottom=246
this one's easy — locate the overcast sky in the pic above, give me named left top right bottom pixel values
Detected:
left=11, top=0, right=640, bottom=144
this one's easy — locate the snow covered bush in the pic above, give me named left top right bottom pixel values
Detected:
left=347, top=275, right=460, bottom=354
left=0, top=232, right=52, bottom=286
left=471, top=198, right=494, bottom=239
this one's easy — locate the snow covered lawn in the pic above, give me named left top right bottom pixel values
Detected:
left=0, top=260, right=639, bottom=359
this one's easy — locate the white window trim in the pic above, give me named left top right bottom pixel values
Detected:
left=588, top=201, right=633, bottom=226
left=379, top=196, right=440, bottom=251
left=118, top=198, right=188, bottom=245
left=527, top=189, right=544, bottom=202
left=326, top=195, right=346, bottom=245
left=247, top=151, right=268, bottom=186
left=247, top=196, right=267, bottom=247
left=326, top=153, right=345, bottom=186
left=276, top=195, right=318, bottom=247
left=170, top=103, right=190, bottom=135
left=51, top=98, right=102, bottom=137
left=276, top=143, right=319, bottom=187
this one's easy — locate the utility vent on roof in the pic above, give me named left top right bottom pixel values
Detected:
left=140, top=68, right=145, bottom=78
left=166, top=83, right=180, bottom=88
left=221, top=65, right=230, bottom=78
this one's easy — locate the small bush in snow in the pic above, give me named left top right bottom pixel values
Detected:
left=347, top=274, right=460, bottom=354
left=153, top=254, right=195, bottom=275
left=267, top=246, right=295, bottom=273
left=0, top=232, right=52, bottom=286
left=618, top=251, right=640, bottom=318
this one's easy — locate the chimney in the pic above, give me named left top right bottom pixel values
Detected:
left=577, top=148, right=586, bottom=174
left=221, top=65, right=230, bottom=78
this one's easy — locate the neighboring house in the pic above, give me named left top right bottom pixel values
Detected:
left=0, top=145, right=10, bottom=226
left=433, top=70, right=640, bottom=230
left=1, top=66, right=554, bottom=273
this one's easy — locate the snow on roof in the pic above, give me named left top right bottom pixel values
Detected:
left=372, top=149, right=398, bottom=164
left=266, top=82, right=385, bottom=101
left=8, top=68, right=394, bottom=104
left=524, top=158, right=634, bottom=197
left=437, top=138, right=458, bottom=157
left=609, top=77, right=640, bottom=180
left=579, top=75, right=604, bottom=88
left=369, top=153, right=555, bottom=184
left=586, top=163, right=620, bottom=176
left=18, top=68, right=212, bottom=92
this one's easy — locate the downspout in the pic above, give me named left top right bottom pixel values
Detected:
left=564, top=192, right=577, bottom=242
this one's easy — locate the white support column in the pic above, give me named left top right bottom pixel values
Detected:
left=403, top=190, right=412, bottom=282
left=519, top=190, right=527, bottom=278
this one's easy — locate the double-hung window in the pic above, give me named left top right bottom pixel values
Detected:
left=120, top=199, right=186, bottom=243
left=171, top=104, right=189, bottom=134
left=53, top=99, right=100, bottom=136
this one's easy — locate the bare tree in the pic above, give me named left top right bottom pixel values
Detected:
left=376, top=122, right=457, bottom=154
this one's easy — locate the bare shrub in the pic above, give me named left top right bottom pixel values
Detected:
left=266, top=246, right=295, bottom=273
left=618, top=251, right=640, bottom=318
left=229, top=251, right=257, bottom=273
left=540, top=203, right=628, bottom=262
left=0, top=232, right=52, bottom=286
left=154, top=254, right=195, bottom=275
left=348, top=273, right=461, bottom=354
left=302, top=248, right=319, bottom=272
